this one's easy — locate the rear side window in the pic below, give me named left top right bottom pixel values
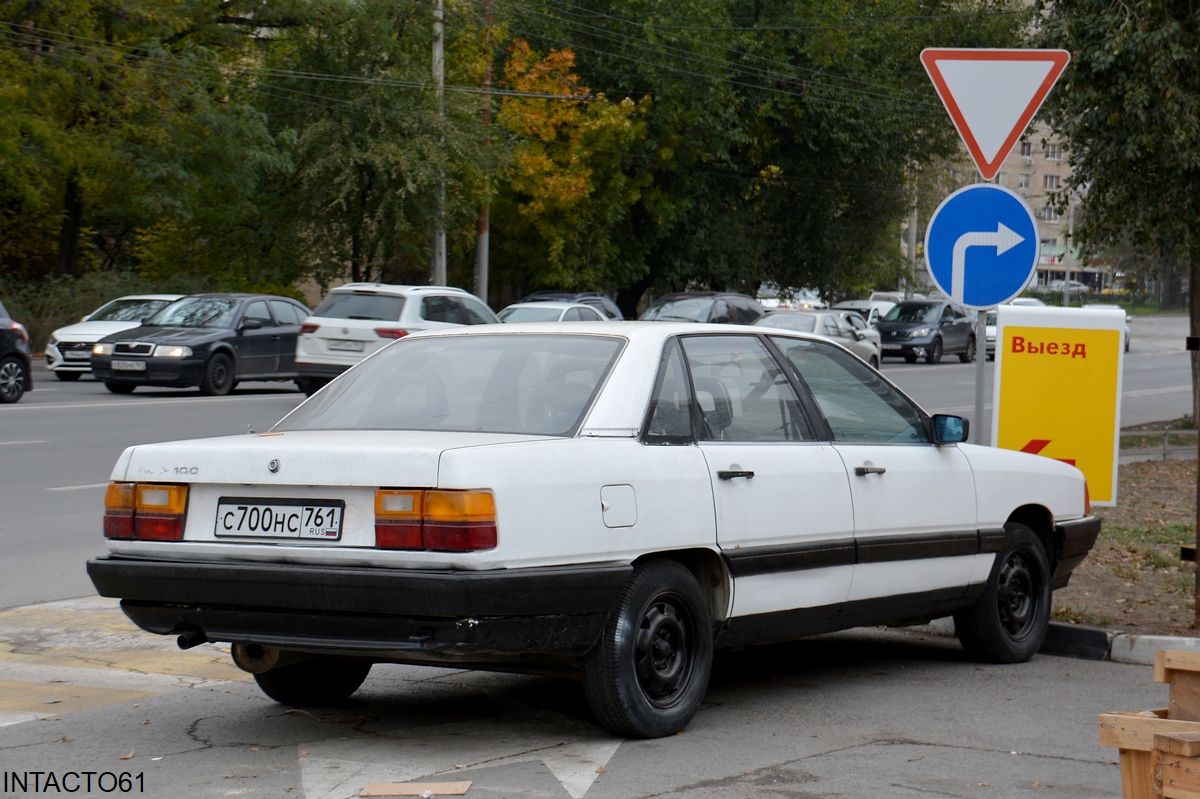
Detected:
left=643, top=338, right=694, bottom=443
left=458, top=297, right=497, bottom=324
left=313, top=292, right=405, bottom=321
left=270, top=300, right=308, bottom=325
left=421, top=296, right=466, bottom=324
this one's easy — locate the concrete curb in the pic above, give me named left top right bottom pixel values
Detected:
left=920, top=618, right=1200, bottom=666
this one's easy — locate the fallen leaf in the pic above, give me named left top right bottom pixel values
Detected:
left=596, top=766, right=605, bottom=774
left=119, top=749, right=135, bottom=761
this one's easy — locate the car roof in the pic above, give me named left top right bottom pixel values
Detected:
left=328, top=283, right=472, bottom=297
left=501, top=301, right=595, bottom=311
left=110, top=294, right=185, bottom=302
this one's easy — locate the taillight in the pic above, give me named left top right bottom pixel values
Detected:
left=104, top=482, right=188, bottom=541
left=299, top=323, right=319, bottom=335
left=374, top=489, right=497, bottom=551
left=9, top=321, right=28, bottom=343
left=374, top=328, right=408, bottom=339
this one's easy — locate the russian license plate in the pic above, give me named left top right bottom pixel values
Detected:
left=882, top=343, right=901, bottom=351
left=112, top=359, right=147, bottom=371
left=215, top=498, right=345, bottom=539
left=327, top=339, right=365, bottom=352
left=63, top=351, right=90, bottom=360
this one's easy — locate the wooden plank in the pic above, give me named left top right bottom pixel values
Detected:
left=1156, top=651, right=1200, bottom=684
left=1171, top=674, right=1200, bottom=722
left=1119, top=749, right=1156, bottom=799
left=359, top=782, right=472, bottom=797
left=1158, top=733, right=1200, bottom=757
left=1100, top=712, right=1200, bottom=751
left=1155, top=750, right=1200, bottom=798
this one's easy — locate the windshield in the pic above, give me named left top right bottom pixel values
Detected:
left=275, top=333, right=625, bottom=436
left=146, top=297, right=239, bottom=328
left=313, top=292, right=405, bottom=321
left=753, top=313, right=816, bottom=333
left=499, top=307, right=563, bottom=322
left=640, top=298, right=713, bottom=322
left=89, top=298, right=173, bottom=323
left=882, top=303, right=939, bottom=324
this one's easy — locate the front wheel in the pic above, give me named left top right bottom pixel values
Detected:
left=953, top=523, right=1050, bottom=663
left=0, top=356, right=27, bottom=403
left=581, top=560, right=713, bottom=738
left=253, top=656, right=372, bottom=705
left=105, top=382, right=136, bottom=394
left=958, top=336, right=976, bottom=363
left=199, top=353, right=235, bottom=396
left=869, top=355, right=880, bottom=370
left=925, top=338, right=943, bottom=364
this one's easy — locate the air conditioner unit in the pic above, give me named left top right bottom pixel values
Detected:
left=1022, top=157, right=1034, bottom=165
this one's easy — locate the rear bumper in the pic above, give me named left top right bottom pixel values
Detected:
left=87, top=556, right=631, bottom=661
left=1051, top=516, right=1102, bottom=590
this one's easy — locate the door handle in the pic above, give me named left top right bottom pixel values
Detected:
left=854, top=466, right=886, bottom=476
left=717, top=470, right=755, bottom=480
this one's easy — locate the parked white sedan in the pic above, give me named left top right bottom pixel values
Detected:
left=88, top=323, right=1099, bottom=737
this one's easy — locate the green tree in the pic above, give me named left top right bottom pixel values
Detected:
left=1034, top=0, right=1200, bottom=420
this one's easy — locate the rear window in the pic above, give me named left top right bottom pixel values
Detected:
left=275, top=333, right=625, bottom=436
left=313, top=292, right=406, bottom=321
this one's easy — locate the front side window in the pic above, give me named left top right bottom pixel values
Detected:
left=275, top=334, right=624, bottom=436
left=680, top=335, right=813, bottom=442
left=772, top=337, right=927, bottom=444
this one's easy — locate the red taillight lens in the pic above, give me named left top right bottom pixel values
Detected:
left=104, top=483, right=187, bottom=541
left=299, top=323, right=319, bottom=334
left=374, top=489, right=496, bottom=551
left=374, top=328, right=409, bottom=339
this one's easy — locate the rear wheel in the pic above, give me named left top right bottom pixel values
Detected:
left=581, top=560, right=713, bottom=738
left=925, top=338, right=943, bottom=364
left=954, top=523, right=1050, bottom=663
left=54, top=371, right=82, bottom=381
left=958, top=336, right=976, bottom=363
left=199, top=353, right=235, bottom=396
left=105, top=382, right=136, bottom=394
left=0, top=356, right=27, bottom=403
left=253, top=657, right=372, bottom=705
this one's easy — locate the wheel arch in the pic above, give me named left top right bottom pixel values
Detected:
left=632, top=548, right=731, bottom=626
left=1005, top=504, right=1056, bottom=570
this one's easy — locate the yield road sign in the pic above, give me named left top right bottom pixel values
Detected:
left=920, top=48, right=1070, bottom=180
left=924, top=184, right=1039, bottom=310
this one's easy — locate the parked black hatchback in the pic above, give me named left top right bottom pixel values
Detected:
left=91, top=294, right=311, bottom=395
left=0, top=299, right=33, bottom=403
left=639, top=292, right=765, bottom=324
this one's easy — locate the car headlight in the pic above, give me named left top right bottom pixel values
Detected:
left=912, top=327, right=931, bottom=337
left=48, top=336, right=58, bottom=347
left=153, top=345, right=193, bottom=358
left=93, top=343, right=113, bottom=356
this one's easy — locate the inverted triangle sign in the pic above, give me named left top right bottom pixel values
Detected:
left=921, top=49, right=1070, bottom=180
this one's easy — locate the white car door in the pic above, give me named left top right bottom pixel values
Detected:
left=674, top=334, right=856, bottom=621
left=768, top=336, right=986, bottom=612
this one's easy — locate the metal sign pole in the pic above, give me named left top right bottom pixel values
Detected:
left=974, top=310, right=987, bottom=444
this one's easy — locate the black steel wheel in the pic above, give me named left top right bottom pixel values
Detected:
left=199, top=352, right=235, bottom=396
left=0, top=356, right=27, bottom=403
left=954, top=523, right=1050, bottom=663
left=925, top=337, right=943, bottom=364
left=54, top=371, right=82, bottom=381
left=958, top=336, right=976, bottom=363
left=105, top=382, right=136, bottom=394
left=253, top=656, right=372, bottom=705
left=581, top=560, right=713, bottom=738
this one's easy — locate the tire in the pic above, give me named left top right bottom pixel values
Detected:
left=953, top=523, right=1051, bottom=663
left=199, top=353, right=235, bottom=396
left=958, top=336, right=976, bottom=363
left=54, top=371, right=81, bottom=381
left=253, top=657, right=372, bottom=705
left=581, top=560, right=713, bottom=738
left=298, top=377, right=325, bottom=397
left=0, top=356, right=27, bottom=403
left=903, top=354, right=918, bottom=364
left=925, top=337, right=943, bottom=364
left=105, top=382, right=136, bottom=394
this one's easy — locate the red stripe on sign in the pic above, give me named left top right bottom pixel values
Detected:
left=1020, top=439, right=1051, bottom=455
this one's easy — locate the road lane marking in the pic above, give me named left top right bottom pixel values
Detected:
left=46, top=483, right=109, bottom=492
left=0, top=440, right=48, bottom=446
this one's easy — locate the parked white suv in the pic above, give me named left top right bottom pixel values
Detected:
left=295, top=284, right=498, bottom=394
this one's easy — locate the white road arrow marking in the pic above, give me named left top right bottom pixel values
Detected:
left=950, top=223, right=1024, bottom=304
left=300, top=717, right=622, bottom=799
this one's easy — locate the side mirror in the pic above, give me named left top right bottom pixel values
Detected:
left=932, top=414, right=968, bottom=444
left=240, top=318, right=263, bottom=331
left=854, top=330, right=866, bottom=341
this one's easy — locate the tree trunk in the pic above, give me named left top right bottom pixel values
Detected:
left=56, top=172, right=83, bottom=277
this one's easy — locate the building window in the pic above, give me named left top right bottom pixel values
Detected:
left=992, top=172, right=1008, bottom=186
left=1020, top=141, right=1034, bottom=158
left=1019, top=173, right=1032, bottom=189
left=1043, top=174, right=1061, bottom=191
left=1045, top=143, right=1061, bottom=160
left=1041, top=206, right=1060, bottom=222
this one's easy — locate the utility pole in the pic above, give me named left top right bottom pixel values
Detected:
left=432, top=0, right=447, bottom=286
left=474, top=0, right=493, bottom=303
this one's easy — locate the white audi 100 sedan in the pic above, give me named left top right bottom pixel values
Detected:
left=88, top=322, right=1099, bottom=738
